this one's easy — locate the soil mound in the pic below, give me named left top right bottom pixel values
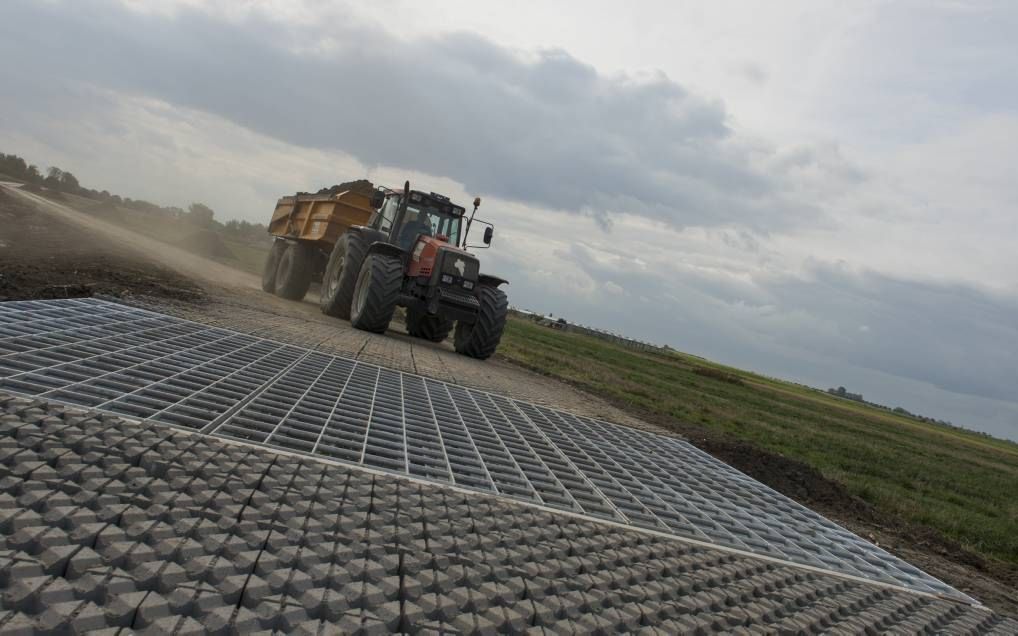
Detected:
left=315, top=179, right=375, bottom=196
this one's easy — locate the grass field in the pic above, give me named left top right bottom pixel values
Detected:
left=498, top=316, right=1018, bottom=567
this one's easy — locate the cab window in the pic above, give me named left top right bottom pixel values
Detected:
left=377, top=197, right=398, bottom=234
left=421, top=210, right=461, bottom=246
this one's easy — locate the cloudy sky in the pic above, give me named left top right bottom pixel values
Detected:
left=2, top=0, right=1016, bottom=440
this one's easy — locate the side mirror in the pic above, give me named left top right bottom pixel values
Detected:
left=370, top=190, right=384, bottom=209
left=483, top=226, right=494, bottom=245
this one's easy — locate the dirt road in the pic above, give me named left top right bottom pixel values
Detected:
left=0, top=184, right=652, bottom=430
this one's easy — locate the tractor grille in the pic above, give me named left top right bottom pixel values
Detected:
left=439, top=250, right=479, bottom=281
left=438, top=287, right=480, bottom=309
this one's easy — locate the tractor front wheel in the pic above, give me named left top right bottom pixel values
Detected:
left=320, top=232, right=368, bottom=319
left=350, top=253, right=402, bottom=333
left=454, top=285, right=508, bottom=360
left=274, top=241, right=315, bottom=301
left=406, top=307, right=454, bottom=342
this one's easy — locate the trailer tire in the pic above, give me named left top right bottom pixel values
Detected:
left=350, top=253, right=402, bottom=333
left=320, top=232, right=368, bottom=319
left=274, top=241, right=315, bottom=301
left=406, top=307, right=454, bottom=342
left=261, top=239, right=287, bottom=293
left=454, top=285, right=508, bottom=360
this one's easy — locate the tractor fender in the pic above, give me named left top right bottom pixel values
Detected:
left=478, top=273, right=509, bottom=288
left=365, top=241, right=407, bottom=262
left=346, top=225, right=387, bottom=244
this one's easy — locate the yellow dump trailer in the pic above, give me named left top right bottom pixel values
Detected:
left=267, top=190, right=374, bottom=247
left=262, top=183, right=378, bottom=300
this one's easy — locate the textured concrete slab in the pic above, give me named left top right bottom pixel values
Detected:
left=0, top=394, right=1015, bottom=634
left=0, top=297, right=973, bottom=598
left=0, top=298, right=968, bottom=601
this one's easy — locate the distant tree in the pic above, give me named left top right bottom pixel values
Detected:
left=0, top=154, right=26, bottom=177
left=0, top=153, right=45, bottom=184
left=59, top=171, right=80, bottom=192
left=44, top=166, right=63, bottom=188
left=185, top=202, right=216, bottom=227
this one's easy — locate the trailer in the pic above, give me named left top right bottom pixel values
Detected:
left=261, top=183, right=376, bottom=300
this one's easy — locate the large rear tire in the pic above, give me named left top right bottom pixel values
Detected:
left=350, top=253, right=402, bottom=333
left=406, top=307, right=454, bottom=342
left=320, top=232, right=368, bottom=319
left=261, top=239, right=287, bottom=293
left=274, top=242, right=315, bottom=301
left=454, top=286, right=508, bottom=360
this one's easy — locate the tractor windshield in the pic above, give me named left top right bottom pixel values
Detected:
left=406, top=204, right=461, bottom=247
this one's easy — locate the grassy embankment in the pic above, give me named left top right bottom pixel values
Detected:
left=53, top=191, right=270, bottom=275
left=499, top=316, right=1018, bottom=567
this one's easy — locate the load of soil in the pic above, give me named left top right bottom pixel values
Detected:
left=177, top=228, right=234, bottom=261
left=309, top=179, right=375, bottom=197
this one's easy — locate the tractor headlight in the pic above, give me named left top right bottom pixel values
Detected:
left=462, top=280, right=474, bottom=290
left=441, top=274, right=453, bottom=284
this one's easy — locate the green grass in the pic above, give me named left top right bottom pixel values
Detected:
left=499, top=316, right=1018, bottom=566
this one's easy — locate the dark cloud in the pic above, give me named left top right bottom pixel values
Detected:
left=766, top=263, right=1018, bottom=404
left=0, top=0, right=821, bottom=231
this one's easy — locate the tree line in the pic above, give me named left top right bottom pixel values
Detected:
left=1, top=151, right=268, bottom=242
left=827, top=383, right=963, bottom=430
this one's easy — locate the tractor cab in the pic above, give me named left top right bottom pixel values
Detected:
left=371, top=189, right=464, bottom=249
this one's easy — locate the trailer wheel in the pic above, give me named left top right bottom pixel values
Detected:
left=274, top=241, right=314, bottom=301
left=350, top=253, right=402, bottom=333
left=261, top=239, right=287, bottom=293
left=320, top=232, right=368, bottom=319
left=454, top=285, right=508, bottom=360
left=406, top=307, right=454, bottom=342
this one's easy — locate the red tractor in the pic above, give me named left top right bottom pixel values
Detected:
left=318, top=182, right=508, bottom=359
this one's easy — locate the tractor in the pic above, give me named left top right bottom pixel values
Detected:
left=263, top=181, right=508, bottom=359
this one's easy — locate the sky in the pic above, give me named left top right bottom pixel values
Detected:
left=1, top=0, right=1016, bottom=440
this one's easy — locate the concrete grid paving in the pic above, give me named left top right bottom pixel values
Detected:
left=0, top=298, right=971, bottom=603
left=1, top=394, right=1016, bottom=634
left=126, top=293, right=659, bottom=435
